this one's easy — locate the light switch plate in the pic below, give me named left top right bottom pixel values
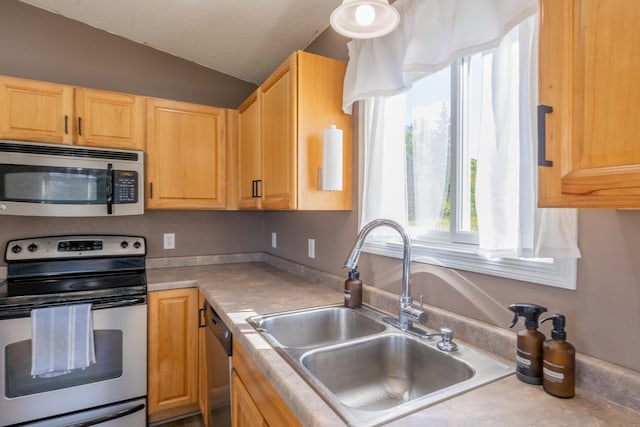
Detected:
left=163, top=233, right=175, bottom=250
left=308, top=238, right=315, bottom=258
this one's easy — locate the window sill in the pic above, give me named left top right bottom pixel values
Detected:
left=362, top=240, right=576, bottom=290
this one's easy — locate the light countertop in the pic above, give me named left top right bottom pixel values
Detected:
left=147, top=261, right=640, bottom=426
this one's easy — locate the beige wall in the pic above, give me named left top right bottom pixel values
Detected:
left=1, top=211, right=264, bottom=258
left=0, top=0, right=257, bottom=108
left=0, top=0, right=262, bottom=258
left=2, top=1, right=639, bottom=373
left=272, top=21, right=640, bottom=373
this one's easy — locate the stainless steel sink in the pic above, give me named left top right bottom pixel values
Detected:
left=249, top=306, right=385, bottom=348
left=248, top=305, right=513, bottom=426
left=300, top=334, right=473, bottom=411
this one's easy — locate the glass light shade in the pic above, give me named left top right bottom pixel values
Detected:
left=330, top=0, right=400, bottom=39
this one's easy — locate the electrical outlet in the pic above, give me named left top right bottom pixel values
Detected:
left=163, top=233, right=175, bottom=250
left=308, top=238, right=315, bottom=259
left=271, top=232, right=277, bottom=248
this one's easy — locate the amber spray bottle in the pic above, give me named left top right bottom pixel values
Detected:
left=541, top=314, right=575, bottom=398
left=508, top=303, right=548, bottom=385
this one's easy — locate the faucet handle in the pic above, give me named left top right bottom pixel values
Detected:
left=419, top=295, right=424, bottom=308
left=401, top=304, right=427, bottom=325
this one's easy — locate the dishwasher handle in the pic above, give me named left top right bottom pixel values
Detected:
left=206, top=301, right=232, bottom=356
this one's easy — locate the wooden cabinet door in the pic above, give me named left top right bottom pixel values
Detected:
left=539, top=0, right=640, bottom=207
left=232, top=338, right=301, bottom=427
left=148, top=288, right=199, bottom=419
left=260, top=55, right=297, bottom=210
left=238, top=91, right=262, bottom=209
left=75, top=88, right=145, bottom=150
left=296, top=51, right=353, bottom=210
left=231, top=370, right=267, bottom=427
left=0, top=76, right=73, bottom=144
left=146, top=98, right=227, bottom=209
left=198, top=293, right=210, bottom=427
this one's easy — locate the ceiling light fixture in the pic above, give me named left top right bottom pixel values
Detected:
left=330, top=0, right=400, bottom=39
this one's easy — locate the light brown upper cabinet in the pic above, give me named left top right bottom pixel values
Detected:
left=74, top=88, right=145, bottom=150
left=146, top=98, right=227, bottom=210
left=238, top=51, right=352, bottom=211
left=0, top=75, right=144, bottom=150
left=238, top=90, right=262, bottom=209
left=538, top=0, right=640, bottom=208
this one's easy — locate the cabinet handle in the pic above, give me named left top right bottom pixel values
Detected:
left=198, top=307, right=206, bottom=328
left=77, top=117, right=82, bottom=135
left=64, top=115, right=69, bottom=134
left=255, top=179, right=262, bottom=198
left=149, top=182, right=153, bottom=199
left=537, top=104, right=553, bottom=167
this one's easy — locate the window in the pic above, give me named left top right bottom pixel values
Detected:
left=358, top=16, right=578, bottom=289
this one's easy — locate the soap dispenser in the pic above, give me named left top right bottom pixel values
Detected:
left=508, top=303, right=548, bottom=385
left=344, top=268, right=362, bottom=308
left=541, top=314, right=575, bottom=398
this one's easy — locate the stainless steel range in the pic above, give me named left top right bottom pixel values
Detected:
left=0, top=235, right=148, bottom=426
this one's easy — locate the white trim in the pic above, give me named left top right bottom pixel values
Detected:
left=362, top=239, right=576, bottom=290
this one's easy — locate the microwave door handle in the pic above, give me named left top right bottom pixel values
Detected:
left=106, top=163, right=114, bottom=215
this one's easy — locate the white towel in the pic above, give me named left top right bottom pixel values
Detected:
left=31, top=304, right=96, bottom=377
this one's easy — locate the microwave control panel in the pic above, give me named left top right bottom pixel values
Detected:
left=113, top=170, right=138, bottom=203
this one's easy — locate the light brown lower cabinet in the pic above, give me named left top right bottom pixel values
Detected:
left=232, top=371, right=268, bottom=427
left=231, top=338, right=301, bottom=427
left=147, top=288, right=200, bottom=423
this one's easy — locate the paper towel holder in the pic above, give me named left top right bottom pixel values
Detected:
left=319, top=125, right=343, bottom=191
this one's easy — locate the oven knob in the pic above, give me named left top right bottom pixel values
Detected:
left=27, top=243, right=38, bottom=252
left=11, top=244, right=22, bottom=254
left=120, top=241, right=129, bottom=249
left=133, top=241, right=142, bottom=249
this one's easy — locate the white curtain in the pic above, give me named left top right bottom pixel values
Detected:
left=343, top=0, right=538, bottom=114
left=354, top=1, right=581, bottom=259
left=360, top=96, right=408, bottom=230
left=475, top=15, right=580, bottom=259
left=360, top=94, right=450, bottom=235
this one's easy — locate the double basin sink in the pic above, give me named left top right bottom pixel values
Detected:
left=248, top=305, right=513, bottom=426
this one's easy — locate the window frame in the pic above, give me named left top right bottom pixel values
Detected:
left=357, top=58, right=577, bottom=291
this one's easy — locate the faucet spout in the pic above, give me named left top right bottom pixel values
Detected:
left=344, top=219, right=423, bottom=330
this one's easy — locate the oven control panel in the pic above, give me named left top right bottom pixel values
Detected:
left=5, top=235, right=146, bottom=261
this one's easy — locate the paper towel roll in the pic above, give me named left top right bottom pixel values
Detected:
left=322, top=125, right=343, bottom=191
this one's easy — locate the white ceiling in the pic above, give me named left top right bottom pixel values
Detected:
left=18, top=0, right=342, bottom=84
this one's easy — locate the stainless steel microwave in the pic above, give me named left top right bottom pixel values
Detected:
left=0, top=140, right=144, bottom=217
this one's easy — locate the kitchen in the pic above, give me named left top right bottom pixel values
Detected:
left=0, top=0, right=639, bottom=425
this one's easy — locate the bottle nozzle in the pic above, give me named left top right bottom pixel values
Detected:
left=508, top=303, right=548, bottom=330
left=542, top=314, right=567, bottom=340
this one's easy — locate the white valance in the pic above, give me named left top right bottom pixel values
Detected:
left=343, top=0, right=538, bottom=113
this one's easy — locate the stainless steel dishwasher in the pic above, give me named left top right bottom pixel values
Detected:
left=203, top=300, right=232, bottom=427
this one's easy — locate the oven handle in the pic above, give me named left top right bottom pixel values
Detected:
left=94, top=297, right=146, bottom=310
left=66, top=402, right=146, bottom=427
left=0, top=297, right=147, bottom=320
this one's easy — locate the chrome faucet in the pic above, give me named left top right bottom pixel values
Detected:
left=344, top=218, right=427, bottom=332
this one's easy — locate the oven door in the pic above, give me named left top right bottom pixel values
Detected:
left=0, top=304, right=147, bottom=426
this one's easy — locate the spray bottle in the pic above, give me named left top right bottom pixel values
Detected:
left=508, top=303, right=548, bottom=385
